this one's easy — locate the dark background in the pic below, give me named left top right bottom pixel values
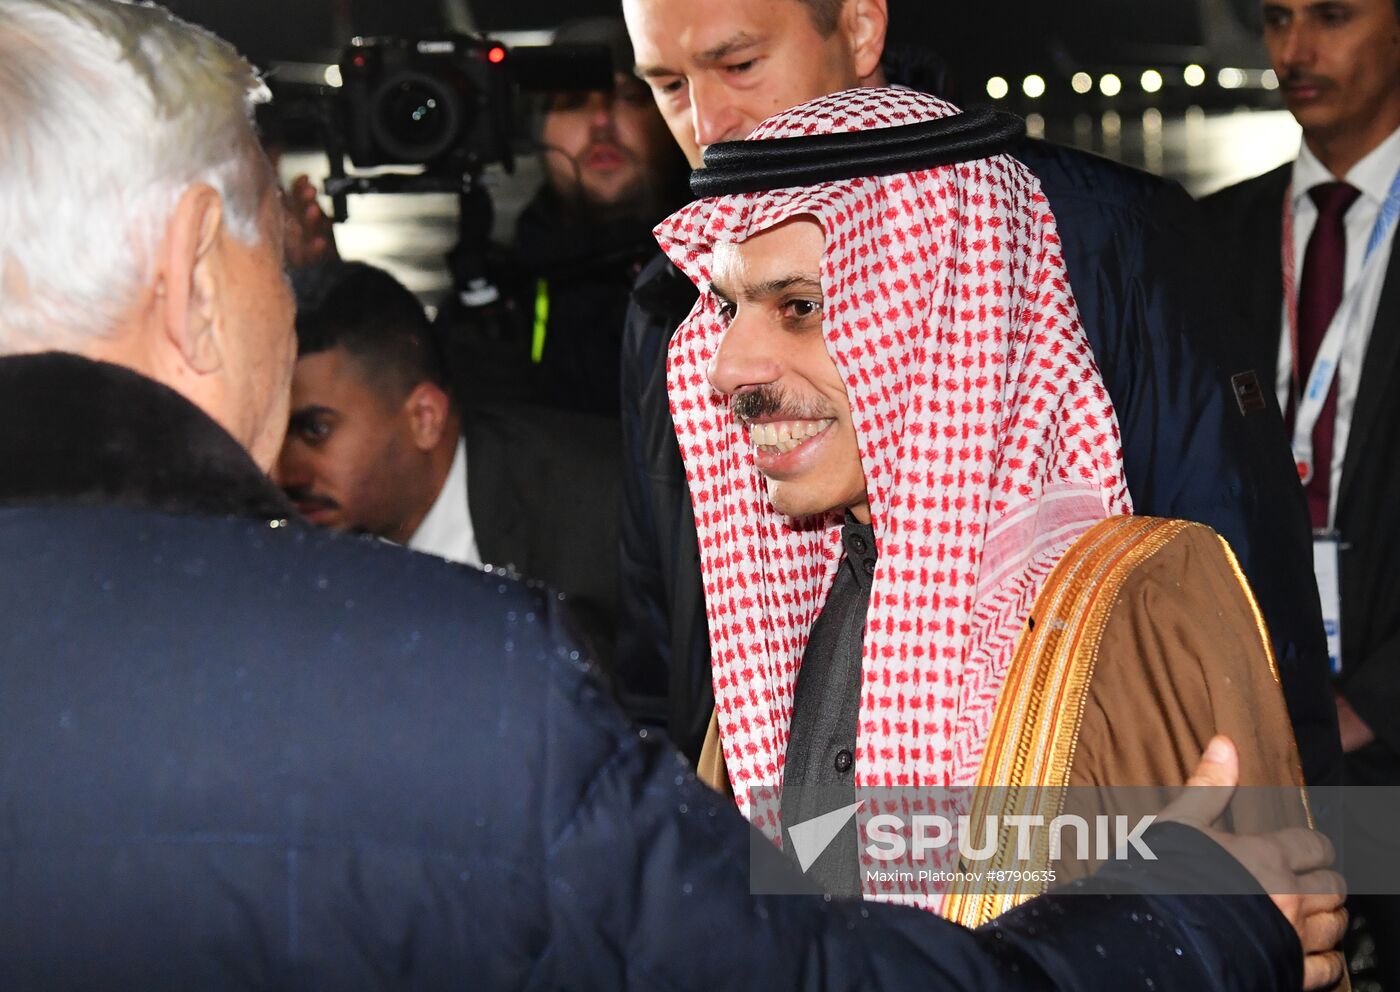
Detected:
left=166, top=0, right=1270, bottom=78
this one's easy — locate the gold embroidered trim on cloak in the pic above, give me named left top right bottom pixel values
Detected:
left=944, top=516, right=1187, bottom=928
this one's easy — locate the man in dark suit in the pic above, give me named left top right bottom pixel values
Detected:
left=617, top=0, right=1340, bottom=788
left=276, top=262, right=621, bottom=662
left=1202, top=0, right=1400, bottom=979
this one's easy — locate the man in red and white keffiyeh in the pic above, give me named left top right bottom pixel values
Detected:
left=656, top=87, right=1130, bottom=838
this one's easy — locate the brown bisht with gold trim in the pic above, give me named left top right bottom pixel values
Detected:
left=699, top=517, right=1311, bottom=923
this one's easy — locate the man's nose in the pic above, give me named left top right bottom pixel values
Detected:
left=589, top=92, right=615, bottom=132
left=271, top=444, right=306, bottom=490
left=707, top=311, right=781, bottom=397
left=1276, top=21, right=1313, bottom=70
left=689, top=77, right=747, bottom=152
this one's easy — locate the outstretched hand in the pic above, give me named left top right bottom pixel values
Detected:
left=1162, top=736, right=1347, bottom=991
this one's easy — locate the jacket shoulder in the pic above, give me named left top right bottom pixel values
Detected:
left=1200, top=162, right=1292, bottom=214
left=1012, top=138, right=1180, bottom=212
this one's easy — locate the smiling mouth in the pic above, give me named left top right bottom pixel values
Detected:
left=747, top=419, right=835, bottom=455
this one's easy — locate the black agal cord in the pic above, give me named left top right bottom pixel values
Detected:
left=690, top=107, right=1027, bottom=198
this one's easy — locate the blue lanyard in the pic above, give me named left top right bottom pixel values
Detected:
left=1364, top=161, right=1400, bottom=264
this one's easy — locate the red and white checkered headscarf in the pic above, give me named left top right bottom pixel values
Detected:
left=657, top=88, right=1130, bottom=821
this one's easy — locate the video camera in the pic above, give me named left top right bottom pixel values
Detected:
left=317, top=33, right=615, bottom=306
left=321, top=34, right=613, bottom=212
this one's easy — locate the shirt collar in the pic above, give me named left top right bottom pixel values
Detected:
left=1293, top=123, right=1400, bottom=207
left=840, top=512, right=878, bottom=590
left=407, top=437, right=475, bottom=565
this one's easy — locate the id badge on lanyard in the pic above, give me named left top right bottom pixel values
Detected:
left=1313, top=534, right=1344, bottom=675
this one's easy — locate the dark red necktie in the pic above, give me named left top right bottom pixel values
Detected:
left=1293, top=181, right=1361, bottom=530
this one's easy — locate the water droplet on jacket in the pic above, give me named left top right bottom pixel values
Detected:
left=678, top=804, right=689, bottom=815
left=638, top=728, right=649, bottom=740
left=1174, top=947, right=1184, bottom=957
left=682, top=882, right=693, bottom=895
left=1095, top=944, right=1107, bottom=958
left=316, top=576, right=328, bottom=590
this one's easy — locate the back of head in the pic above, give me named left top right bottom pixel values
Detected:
left=295, top=262, right=445, bottom=402
left=0, top=0, right=271, bottom=353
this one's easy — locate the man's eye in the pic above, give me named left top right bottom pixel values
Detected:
left=549, top=92, right=589, bottom=112
left=724, top=60, right=757, bottom=75
left=297, top=420, right=331, bottom=444
left=657, top=78, right=686, bottom=95
left=785, top=299, right=821, bottom=320
left=716, top=300, right=737, bottom=323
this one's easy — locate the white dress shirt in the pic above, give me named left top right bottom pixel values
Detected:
left=1276, top=125, right=1400, bottom=523
left=407, top=438, right=482, bottom=567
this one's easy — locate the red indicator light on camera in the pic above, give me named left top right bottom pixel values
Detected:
left=487, top=46, right=506, bottom=64
left=352, top=54, right=367, bottom=68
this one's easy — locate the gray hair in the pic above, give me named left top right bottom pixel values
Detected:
left=0, top=0, right=272, bottom=352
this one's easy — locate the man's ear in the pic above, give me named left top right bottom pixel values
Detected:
left=403, top=381, right=452, bottom=451
left=157, top=184, right=225, bottom=375
left=845, top=0, right=888, bottom=82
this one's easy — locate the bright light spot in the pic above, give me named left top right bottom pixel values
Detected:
left=1183, top=64, right=1206, bottom=87
left=1102, top=110, right=1122, bottom=135
left=488, top=46, right=507, bottom=65
left=986, top=76, right=1010, bottom=100
left=1261, top=69, right=1280, bottom=90
left=1099, top=73, right=1122, bottom=97
left=1022, top=74, right=1046, bottom=99
left=1072, top=72, right=1093, bottom=95
left=1140, top=69, right=1163, bottom=94
left=1143, top=108, right=1163, bottom=129
left=1218, top=67, right=1247, bottom=90
left=323, top=64, right=343, bottom=88
left=1026, top=113, right=1045, bottom=138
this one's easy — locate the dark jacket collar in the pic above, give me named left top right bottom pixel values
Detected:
left=0, top=352, right=295, bottom=522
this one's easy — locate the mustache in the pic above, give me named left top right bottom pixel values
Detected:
left=282, top=486, right=339, bottom=512
left=1281, top=69, right=1333, bottom=90
left=732, top=386, right=832, bottom=424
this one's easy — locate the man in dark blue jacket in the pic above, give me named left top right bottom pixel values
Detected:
left=616, top=0, right=1341, bottom=787
left=0, top=1, right=1345, bottom=988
